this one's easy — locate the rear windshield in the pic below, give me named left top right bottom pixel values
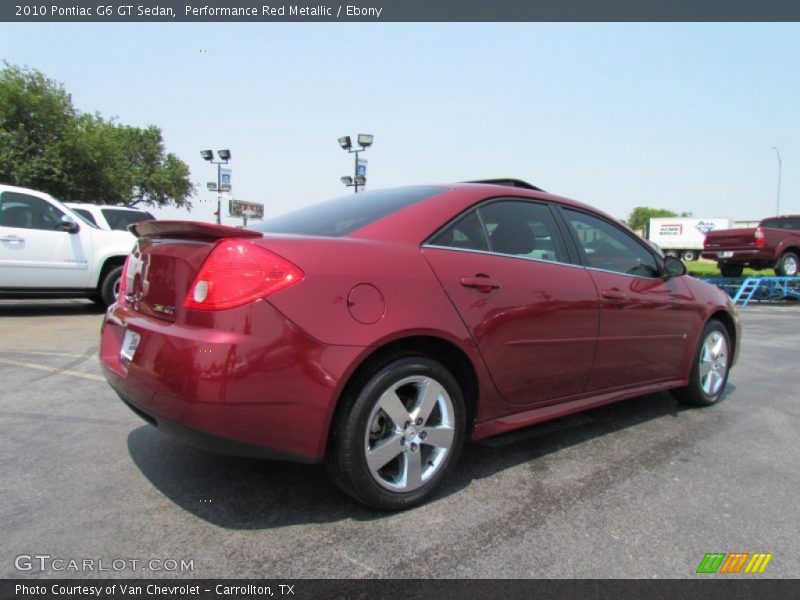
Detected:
left=252, top=186, right=446, bottom=237
left=760, top=217, right=800, bottom=231
left=101, top=208, right=155, bottom=231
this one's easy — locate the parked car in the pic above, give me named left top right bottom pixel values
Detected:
left=100, top=181, right=740, bottom=510
left=65, top=202, right=156, bottom=232
left=0, top=184, right=136, bottom=306
left=701, top=215, right=800, bottom=277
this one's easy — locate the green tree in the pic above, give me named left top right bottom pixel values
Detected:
left=627, top=206, right=680, bottom=232
left=0, top=62, right=194, bottom=208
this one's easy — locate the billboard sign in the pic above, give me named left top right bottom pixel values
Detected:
left=229, top=199, right=264, bottom=220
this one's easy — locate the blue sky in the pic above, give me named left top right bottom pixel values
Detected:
left=2, top=23, right=799, bottom=225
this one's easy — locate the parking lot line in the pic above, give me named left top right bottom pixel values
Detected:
left=0, top=357, right=104, bottom=382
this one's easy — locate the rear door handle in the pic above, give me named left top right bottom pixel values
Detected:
left=460, top=275, right=501, bottom=293
left=0, top=235, right=25, bottom=243
left=600, top=288, right=627, bottom=301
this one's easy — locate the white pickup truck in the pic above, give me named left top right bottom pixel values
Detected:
left=0, top=184, right=137, bottom=307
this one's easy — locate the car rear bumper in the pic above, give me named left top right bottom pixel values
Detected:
left=100, top=301, right=365, bottom=461
left=700, top=248, right=775, bottom=263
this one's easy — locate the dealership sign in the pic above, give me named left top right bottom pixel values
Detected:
left=229, top=199, right=264, bottom=219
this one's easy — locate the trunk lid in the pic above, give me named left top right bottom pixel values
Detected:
left=124, top=221, right=262, bottom=321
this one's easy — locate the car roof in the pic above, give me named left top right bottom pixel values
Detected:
left=65, top=202, right=150, bottom=212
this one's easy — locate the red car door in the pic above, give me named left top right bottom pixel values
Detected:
left=559, top=207, right=698, bottom=391
left=423, top=199, right=600, bottom=407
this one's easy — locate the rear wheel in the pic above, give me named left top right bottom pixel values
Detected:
left=326, top=356, right=465, bottom=510
left=775, top=252, right=798, bottom=277
left=682, top=250, right=697, bottom=262
left=673, top=320, right=731, bottom=407
left=719, top=263, right=743, bottom=278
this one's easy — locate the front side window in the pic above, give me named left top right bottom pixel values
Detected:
left=564, top=208, right=660, bottom=278
left=0, top=192, right=68, bottom=231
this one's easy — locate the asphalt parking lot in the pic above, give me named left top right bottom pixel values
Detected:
left=1, top=299, right=798, bottom=579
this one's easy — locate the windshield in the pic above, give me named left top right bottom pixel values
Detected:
left=251, top=186, right=446, bottom=237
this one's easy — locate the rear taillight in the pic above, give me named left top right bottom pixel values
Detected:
left=116, top=256, right=132, bottom=307
left=754, top=229, right=765, bottom=248
left=182, top=239, right=304, bottom=311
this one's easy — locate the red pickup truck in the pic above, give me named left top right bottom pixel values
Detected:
left=701, top=215, right=800, bottom=277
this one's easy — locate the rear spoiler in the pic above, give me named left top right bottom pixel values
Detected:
left=130, top=220, right=262, bottom=240
left=464, top=178, right=546, bottom=192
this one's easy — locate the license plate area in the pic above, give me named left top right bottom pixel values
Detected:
left=120, top=329, right=141, bottom=364
left=717, top=251, right=734, bottom=258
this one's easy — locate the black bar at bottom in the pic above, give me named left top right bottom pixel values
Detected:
left=2, top=579, right=799, bottom=600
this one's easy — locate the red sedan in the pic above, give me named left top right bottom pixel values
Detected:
left=100, top=181, right=739, bottom=510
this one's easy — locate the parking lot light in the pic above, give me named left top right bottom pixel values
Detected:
left=339, top=133, right=373, bottom=193
left=201, top=148, right=231, bottom=225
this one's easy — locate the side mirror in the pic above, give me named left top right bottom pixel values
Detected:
left=663, top=255, right=686, bottom=278
left=55, top=220, right=80, bottom=234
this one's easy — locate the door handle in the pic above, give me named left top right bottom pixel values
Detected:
left=0, top=235, right=25, bottom=243
left=460, top=275, right=501, bottom=293
left=600, top=288, right=627, bottom=301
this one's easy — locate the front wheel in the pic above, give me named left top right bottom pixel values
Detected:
left=98, top=265, right=123, bottom=307
left=326, top=356, right=465, bottom=510
left=775, top=252, right=799, bottom=277
left=673, top=320, right=731, bottom=407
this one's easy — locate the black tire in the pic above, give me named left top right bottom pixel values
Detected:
left=664, top=250, right=679, bottom=259
left=719, top=263, right=743, bottom=278
left=682, top=250, right=697, bottom=262
left=325, top=355, right=466, bottom=510
left=673, top=320, right=731, bottom=407
left=775, top=252, right=799, bottom=277
left=98, top=265, right=124, bottom=308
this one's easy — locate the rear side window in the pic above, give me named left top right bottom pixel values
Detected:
left=71, top=208, right=98, bottom=227
left=101, top=208, right=154, bottom=231
left=428, top=199, right=568, bottom=263
left=253, top=187, right=445, bottom=237
left=429, top=210, right=489, bottom=251
left=479, top=201, right=568, bottom=262
left=760, top=217, right=800, bottom=230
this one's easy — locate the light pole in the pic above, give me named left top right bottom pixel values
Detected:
left=772, top=146, right=782, bottom=215
left=338, top=134, right=373, bottom=193
left=201, top=149, right=231, bottom=224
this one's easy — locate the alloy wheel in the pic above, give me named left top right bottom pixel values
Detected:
left=364, top=375, right=455, bottom=493
left=698, top=330, right=728, bottom=396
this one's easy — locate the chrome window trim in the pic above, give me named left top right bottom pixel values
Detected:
left=422, top=243, right=664, bottom=280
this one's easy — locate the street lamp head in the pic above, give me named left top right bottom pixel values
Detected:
left=200, top=150, right=214, bottom=161
left=355, top=175, right=366, bottom=186
left=357, top=134, right=374, bottom=148
left=341, top=176, right=353, bottom=185
left=217, top=149, right=231, bottom=161
left=338, top=136, right=352, bottom=150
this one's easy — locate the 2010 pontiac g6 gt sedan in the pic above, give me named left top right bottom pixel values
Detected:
left=100, top=181, right=740, bottom=510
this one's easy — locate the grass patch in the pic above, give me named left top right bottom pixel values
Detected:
left=686, top=261, right=766, bottom=278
